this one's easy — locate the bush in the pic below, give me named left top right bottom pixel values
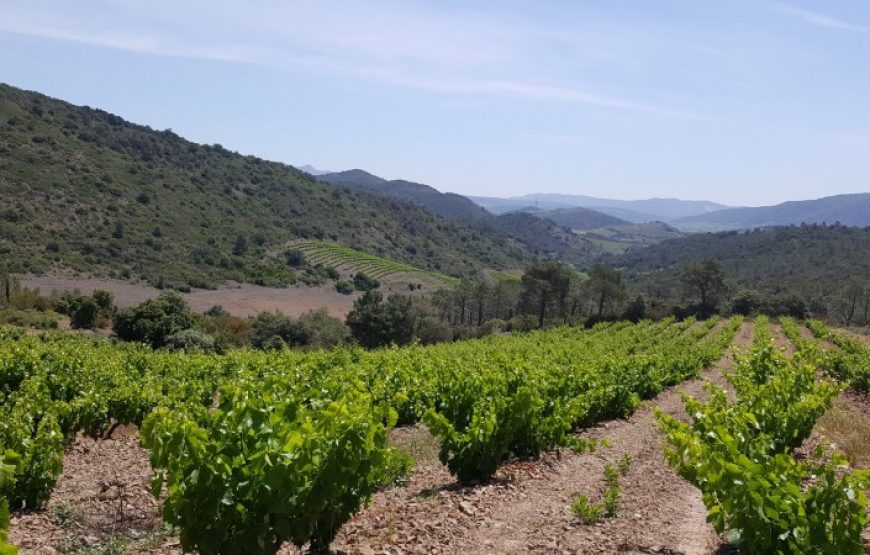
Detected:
left=70, top=297, right=99, bottom=329
left=114, top=292, right=197, bottom=348
left=285, top=249, right=306, bottom=267
left=249, top=311, right=305, bottom=349
left=164, top=329, right=216, bottom=352
left=298, top=309, right=349, bottom=349
left=142, top=384, right=405, bottom=554
left=415, top=317, right=452, bottom=345
left=352, top=272, right=380, bottom=292
left=506, top=314, right=538, bottom=333
left=0, top=308, right=58, bottom=330
left=335, top=280, right=354, bottom=295
left=346, top=292, right=417, bottom=349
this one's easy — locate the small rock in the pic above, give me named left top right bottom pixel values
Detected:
left=458, top=501, right=475, bottom=516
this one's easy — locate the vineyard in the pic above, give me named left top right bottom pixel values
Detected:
left=2, top=317, right=870, bottom=553
left=290, top=242, right=459, bottom=286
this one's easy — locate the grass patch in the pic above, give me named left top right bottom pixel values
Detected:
left=816, top=395, right=870, bottom=468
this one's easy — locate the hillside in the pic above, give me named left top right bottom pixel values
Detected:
left=578, top=222, right=685, bottom=254
left=522, top=206, right=629, bottom=230
left=611, top=225, right=870, bottom=304
left=0, top=83, right=532, bottom=288
left=671, top=194, right=870, bottom=231
left=317, top=169, right=492, bottom=222
left=317, top=169, right=606, bottom=265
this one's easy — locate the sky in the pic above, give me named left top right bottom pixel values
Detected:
left=1, top=1, right=869, bottom=206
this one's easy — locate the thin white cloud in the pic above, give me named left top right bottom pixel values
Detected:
left=0, top=12, right=692, bottom=118
left=774, top=2, right=868, bottom=32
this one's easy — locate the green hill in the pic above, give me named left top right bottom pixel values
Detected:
left=0, top=83, right=532, bottom=288
left=316, top=169, right=606, bottom=265
left=611, top=224, right=870, bottom=308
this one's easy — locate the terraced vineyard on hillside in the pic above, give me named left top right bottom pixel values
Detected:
left=292, top=241, right=460, bottom=285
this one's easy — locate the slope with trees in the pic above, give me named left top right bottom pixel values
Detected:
left=0, top=83, right=533, bottom=288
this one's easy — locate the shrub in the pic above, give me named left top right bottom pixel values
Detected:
left=114, top=292, right=197, bottom=348
left=335, top=280, right=354, bottom=295
left=285, top=249, right=306, bottom=267
left=346, top=292, right=417, bottom=349
left=249, top=311, right=305, bottom=349
left=352, top=272, right=380, bottom=292
left=164, top=329, right=217, bottom=352
left=298, top=309, right=349, bottom=349
left=415, top=317, right=452, bottom=345
left=69, top=297, right=99, bottom=330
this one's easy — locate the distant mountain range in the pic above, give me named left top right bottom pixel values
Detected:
left=469, top=194, right=729, bottom=223
left=297, top=164, right=335, bottom=176
left=314, top=169, right=693, bottom=257
left=316, top=170, right=605, bottom=263
left=671, top=194, right=870, bottom=231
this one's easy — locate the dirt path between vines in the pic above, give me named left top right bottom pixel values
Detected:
left=10, top=322, right=754, bottom=555
left=329, top=320, right=756, bottom=555
left=769, top=324, right=796, bottom=357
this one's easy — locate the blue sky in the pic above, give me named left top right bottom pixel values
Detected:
left=1, top=0, right=868, bottom=205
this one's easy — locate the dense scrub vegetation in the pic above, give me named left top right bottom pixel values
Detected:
left=612, top=225, right=870, bottom=323
left=0, top=84, right=531, bottom=288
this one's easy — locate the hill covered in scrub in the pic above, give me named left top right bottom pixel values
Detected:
left=0, top=83, right=534, bottom=288
left=610, top=224, right=870, bottom=310
left=316, top=169, right=606, bottom=263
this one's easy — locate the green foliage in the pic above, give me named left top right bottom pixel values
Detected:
left=657, top=323, right=868, bottom=553
left=805, top=319, right=870, bottom=392
left=141, top=380, right=404, bottom=554
left=617, top=453, right=632, bottom=476
left=113, top=292, right=196, bottom=348
left=352, top=272, right=380, bottom=292
left=614, top=225, right=870, bottom=321
left=571, top=494, right=602, bottom=523
left=297, top=308, right=349, bottom=350
left=346, top=291, right=417, bottom=349
left=163, top=329, right=217, bottom=352
left=0, top=451, right=18, bottom=554
left=293, top=241, right=458, bottom=286
left=571, top=460, right=627, bottom=523
left=0, top=318, right=740, bottom=552
left=423, top=317, right=741, bottom=483
left=0, top=84, right=530, bottom=286
left=335, top=280, right=354, bottom=295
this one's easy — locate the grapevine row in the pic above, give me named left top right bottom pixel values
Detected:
left=657, top=317, right=869, bottom=553
left=0, top=318, right=739, bottom=553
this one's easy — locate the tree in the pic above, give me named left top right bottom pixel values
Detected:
left=621, top=295, right=646, bottom=323
left=298, top=308, right=349, bottom=349
left=70, top=297, right=99, bottom=329
left=519, top=262, right=573, bottom=328
left=233, top=235, right=248, bottom=256
left=681, top=259, right=727, bottom=313
left=250, top=311, right=305, bottom=349
left=346, top=291, right=417, bottom=348
left=586, top=264, right=626, bottom=319
left=114, top=292, right=197, bottom=348
left=352, top=272, right=380, bottom=292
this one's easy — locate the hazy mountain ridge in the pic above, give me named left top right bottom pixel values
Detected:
left=316, top=169, right=612, bottom=264
left=671, top=194, right=870, bottom=231
left=470, top=194, right=729, bottom=222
